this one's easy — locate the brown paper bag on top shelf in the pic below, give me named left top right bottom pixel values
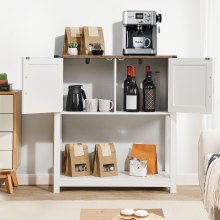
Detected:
left=83, top=26, right=105, bottom=55
left=93, top=143, right=118, bottom=177
left=63, top=143, right=90, bottom=177
left=130, top=144, right=158, bottom=174
left=63, top=27, right=84, bottom=55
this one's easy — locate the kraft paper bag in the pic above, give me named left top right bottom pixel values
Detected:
left=93, top=143, right=118, bottom=177
left=83, top=26, right=105, bottom=55
left=63, top=143, right=90, bottom=177
left=130, top=144, right=158, bottom=174
left=63, top=27, right=84, bottom=55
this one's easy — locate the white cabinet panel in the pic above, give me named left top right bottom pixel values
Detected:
left=168, top=58, right=212, bottom=114
left=0, top=132, right=13, bottom=150
left=0, top=151, right=12, bottom=169
left=0, top=114, right=13, bottom=131
left=22, top=57, right=63, bottom=114
left=0, top=95, right=13, bottom=113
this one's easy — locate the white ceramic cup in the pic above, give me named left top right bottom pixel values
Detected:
left=85, top=99, right=98, bottom=112
left=133, top=37, right=151, bottom=48
left=98, top=99, right=114, bottom=112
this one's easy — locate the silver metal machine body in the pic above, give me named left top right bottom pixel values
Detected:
left=122, top=11, right=162, bottom=55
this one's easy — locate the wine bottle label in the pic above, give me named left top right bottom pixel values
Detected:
left=144, top=89, right=155, bottom=110
left=126, top=95, right=137, bottom=109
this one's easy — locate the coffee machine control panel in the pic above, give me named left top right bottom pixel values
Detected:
left=123, top=11, right=157, bottom=25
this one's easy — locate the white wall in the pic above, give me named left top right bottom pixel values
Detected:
left=0, top=0, right=202, bottom=185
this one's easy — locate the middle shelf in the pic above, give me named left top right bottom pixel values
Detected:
left=61, top=111, right=170, bottom=115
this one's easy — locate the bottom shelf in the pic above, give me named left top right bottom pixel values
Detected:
left=59, top=171, right=170, bottom=188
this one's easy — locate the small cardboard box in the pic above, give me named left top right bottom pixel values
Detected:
left=130, top=144, right=158, bottom=174
left=63, top=143, right=90, bottom=177
left=83, top=26, right=105, bottom=55
left=63, top=27, right=84, bottom=55
left=93, top=143, right=118, bottom=177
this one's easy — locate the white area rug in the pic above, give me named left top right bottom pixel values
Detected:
left=0, top=200, right=207, bottom=220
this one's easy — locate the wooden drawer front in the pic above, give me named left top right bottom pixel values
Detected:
left=0, top=114, right=13, bottom=131
left=0, top=132, right=13, bottom=150
left=0, top=151, right=12, bottom=169
left=0, top=95, right=13, bottom=113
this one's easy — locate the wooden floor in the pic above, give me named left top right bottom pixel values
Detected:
left=0, top=185, right=203, bottom=201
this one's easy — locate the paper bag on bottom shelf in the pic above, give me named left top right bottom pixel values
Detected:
left=63, top=143, right=90, bottom=177
left=130, top=144, right=158, bottom=174
left=93, top=143, right=118, bottom=177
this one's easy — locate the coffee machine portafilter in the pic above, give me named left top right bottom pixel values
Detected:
left=122, top=11, right=162, bottom=55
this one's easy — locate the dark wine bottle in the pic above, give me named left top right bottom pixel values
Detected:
left=142, top=65, right=150, bottom=88
left=143, top=66, right=156, bottom=112
left=125, top=66, right=139, bottom=112
left=123, top=66, right=132, bottom=111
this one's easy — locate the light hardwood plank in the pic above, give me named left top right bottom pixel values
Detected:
left=0, top=185, right=203, bottom=201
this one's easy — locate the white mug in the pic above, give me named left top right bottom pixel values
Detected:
left=85, top=99, right=98, bottom=112
left=98, top=99, right=114, bottom=112
left=133, top=37, right=151, bottom=48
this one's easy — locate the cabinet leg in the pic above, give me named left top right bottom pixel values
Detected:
left=11, top=172, right=19, bottom=187
left=54, top=113, right=61, bottom=194
left=53, top=184, right=60, bottom=193
left=170, top=185, right=177, bottom=194
left=5, top=174, right=13, bottom=194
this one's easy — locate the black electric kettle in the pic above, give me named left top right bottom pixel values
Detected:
left=66, top=85, right=87, bottom=111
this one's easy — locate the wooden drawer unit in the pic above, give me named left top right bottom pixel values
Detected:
left=0, top=91, right=21, bottom=171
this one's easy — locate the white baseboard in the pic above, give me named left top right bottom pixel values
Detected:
left=17, top=173, right=199, bottom=186
left=17, top=174, right=53, bottom=185
left=177, top=173, right=199, bottom=185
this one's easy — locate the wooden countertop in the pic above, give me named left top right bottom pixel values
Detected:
left=59, top=55, right=177, bottom=59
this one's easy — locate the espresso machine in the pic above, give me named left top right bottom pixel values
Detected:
left=122, top=11, right=162, bottom=55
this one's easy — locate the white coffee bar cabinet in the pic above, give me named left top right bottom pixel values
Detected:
left=22, top=55, right=213, bottom=193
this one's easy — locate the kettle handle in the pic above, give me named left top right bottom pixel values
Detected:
left=81, top=89, right=87, bottom=100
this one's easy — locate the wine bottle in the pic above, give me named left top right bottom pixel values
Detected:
left=143, top=66, right=156, bottom=112
left=142, top=65, right=150, bottom=88
left=125, top=66, right=139, bottom=112
left=123, top=66, right=132, bottom=111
